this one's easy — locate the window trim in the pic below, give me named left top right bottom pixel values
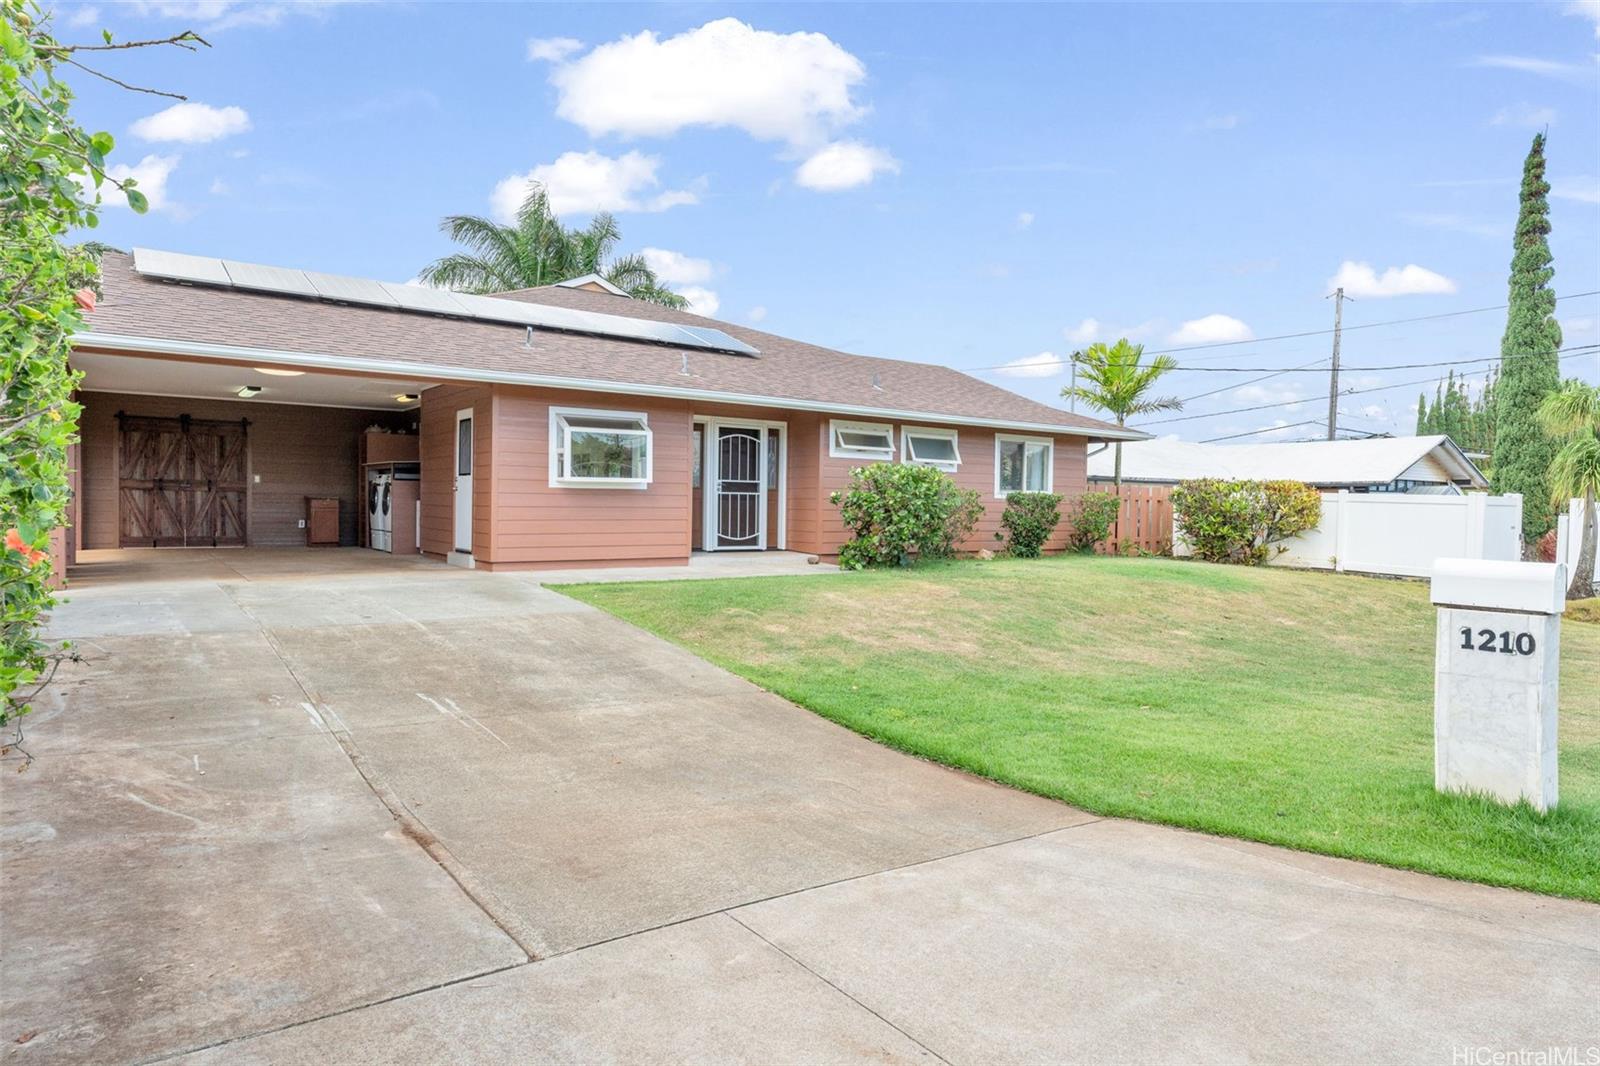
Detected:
left=994, top=433, right=1054, bottom=498
left=901, top=425, right=961, bottom=472
left=829, top=419, right=895, bottom=461
left=548, top=405, right=653, bottom=489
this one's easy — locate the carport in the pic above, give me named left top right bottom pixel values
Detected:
left=67, top=350, right=428, bottom=557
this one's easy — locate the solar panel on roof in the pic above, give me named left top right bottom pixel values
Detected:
left=677, top=324, right=760, bottom=356
left=379, top=282, right=471, bottom=317
left=222, top=260, right=321, bottom=298
left=129, top=248, right=760, bottom=356
left=304, top=271, right=400, bottom=307
left=132, top=247, right=231, bottom=286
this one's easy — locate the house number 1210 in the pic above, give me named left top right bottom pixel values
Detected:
left=1459, top=627, right=1537, bottom=656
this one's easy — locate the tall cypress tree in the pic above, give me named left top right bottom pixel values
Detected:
left=1490, top=133, right=1563, bottom=545
left=1415, top=392, right=1429, bottom=434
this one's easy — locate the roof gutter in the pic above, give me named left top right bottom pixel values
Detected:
left=73, top=331, right=1151, bottom=441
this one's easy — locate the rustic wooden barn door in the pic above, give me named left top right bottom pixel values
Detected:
left=117, top=414, right=249, bottom=547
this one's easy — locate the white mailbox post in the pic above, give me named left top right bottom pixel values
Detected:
left=1431, top=558, right=1567, bottom=812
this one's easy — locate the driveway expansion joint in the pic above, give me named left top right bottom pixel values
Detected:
left=215, top=583, right=544, bottom=962
left=726, top=911, right=955, bottom=1065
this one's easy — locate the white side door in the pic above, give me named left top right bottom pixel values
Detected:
left=454, top=409, right=473, bottom=553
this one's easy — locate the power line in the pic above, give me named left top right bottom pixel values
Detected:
left=968, top=288, right=1600, bottom=374
left=1156, top=345, right=1599, bottom=374
left=1135, top=346, right=1599, bottom=428
left=1171, top=341, right=1596, bottom=408
left=1201, top=420, right=1323, bottom=443
left=1178, top=357, right=1328, bottom=402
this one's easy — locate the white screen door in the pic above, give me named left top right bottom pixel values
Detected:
left=715, top=426, right=765, bottom=550
left=454, top=409, right=473, bottom=553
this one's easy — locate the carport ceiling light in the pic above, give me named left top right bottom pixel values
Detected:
left=254, top=366, right=305, bottom=377
left=394, top=393, right=419, bottom=403
left=236, top=385, right=262, bottom=398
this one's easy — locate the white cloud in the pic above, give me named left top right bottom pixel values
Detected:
left=131, top=102, right=250, bottom=143
left=1064, top=319, right=1101, bottom=344
left=640, top=247, right=713, bottom=285
left=746, top=305, right=768, bottom=323
left=1563, top=316, right=1597, bottom=335
left=1552, top=176, right=1600, bottom=204
left=547, top=18, right=868, bottom=147
left=793, top=141, right=898, bottom=191
left=65, top=5, right=100, bottom=27
left=1232, top=382, right=1306, bottom=406
left=1490, top=103, right=1557, bottom=128
left=1190, top=114, right=1240, bottom=131
left=526, top=36, right=582, bottom=63
left=1471, top=55, right=1590, bottom=82
left=677, top=287, right=720, bottom=317
left=1168, top=314, right=1254, bottom=345
left=1328, top=261, right=1458, bottom=298
left=209, top=177, right=229, bottom=195
left=490, top=151, right=698, bottom=220
left=994, top=352, right=1065, bottom=378
left=1063, top=317, right=1165, bottom=345
left=1566, top=0, right=1600, bottom=38
left=1014, top=211, right=1035, bottom=230
left=96, top=153, right=179, bottom=211
left=126, top=0, right=353, bottom=31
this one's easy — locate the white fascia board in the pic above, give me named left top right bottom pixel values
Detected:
left=73, top=332, right=1150, bottom=441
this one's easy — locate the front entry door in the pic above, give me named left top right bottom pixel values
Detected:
left=454, top=409, right=473, bottom=553
left=714, top=425, right=765, bottom=550
left=117, top=414, right=248, bottom=547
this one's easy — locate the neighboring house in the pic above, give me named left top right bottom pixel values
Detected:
left=1087, top=435, right=1488, bottom=495
left=65, top=249, right=1140, bottom=569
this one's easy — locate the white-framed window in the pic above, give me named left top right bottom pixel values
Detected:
left=830, top=419, right=895, bottom=461
left=901, top=426, right=961, bottom=471
left=995, top=434, right=1053, bottom=497
left=550, top=406, right=652, bottom=488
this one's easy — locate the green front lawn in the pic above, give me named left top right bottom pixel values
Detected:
left=560, top=556, right=1600, bottom=901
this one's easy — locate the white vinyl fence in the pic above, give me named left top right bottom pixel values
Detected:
left=1175, top=491, right=1524, bottom=579
left=1555, top=498, right=1598, bottom=591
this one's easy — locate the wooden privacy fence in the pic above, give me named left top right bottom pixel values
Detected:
left=1088, top=484, right=1174, bottom=555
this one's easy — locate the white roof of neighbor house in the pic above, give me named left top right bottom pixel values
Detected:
left=1087, top=434, right=1488, bottom=488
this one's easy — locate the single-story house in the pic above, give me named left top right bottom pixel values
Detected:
left=1087, top=434, right=1488, bottom=495
left=62, top=248, right=1141, bottom=570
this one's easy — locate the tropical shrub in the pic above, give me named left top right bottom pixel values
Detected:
left=1063, top=491, right=1121, bottom=553
left=1171, top=479, right=1321, bottom=565
left=998, top=492, right=1063, bottom=558
left=2, top=3, right=195, bottom=734
left=829, top=464, right=983, bottom=570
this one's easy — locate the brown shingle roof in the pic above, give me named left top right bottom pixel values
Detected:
left=80, top=252, right=1135, bottom=438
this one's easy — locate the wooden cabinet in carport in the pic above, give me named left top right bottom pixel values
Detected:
left=305, top=497, right=339, bottom=546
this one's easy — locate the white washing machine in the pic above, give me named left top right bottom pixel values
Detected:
left=367, top=471, right=392, bottom=552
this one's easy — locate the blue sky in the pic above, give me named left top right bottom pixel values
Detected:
left=53, top=1, right=1600, bottom=442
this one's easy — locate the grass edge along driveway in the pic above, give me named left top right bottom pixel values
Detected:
left=560, top=556, right=1600, bottom=903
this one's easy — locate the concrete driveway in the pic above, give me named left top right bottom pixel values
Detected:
left=2, top=549, right=1594, bottom=1065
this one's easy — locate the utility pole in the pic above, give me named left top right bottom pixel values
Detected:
left=1068, top=351, right=1079, bottom=412
left=1325, top=287, right=1350, bottom=440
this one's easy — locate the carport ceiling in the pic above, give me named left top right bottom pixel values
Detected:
left=72, top=352, right=428, bottom=411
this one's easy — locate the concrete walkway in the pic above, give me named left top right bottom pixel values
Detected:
left=2, top=550, right=1594, bottom=1064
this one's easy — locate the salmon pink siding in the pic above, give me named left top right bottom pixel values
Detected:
left=420, top=384, right=1096, bottom=568
left=807, top=419, right=1087, bottom=557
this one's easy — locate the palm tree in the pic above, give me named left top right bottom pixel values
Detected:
left=1064, top=339, right=1182, bottom=490
left=1538, top=380, right=1600, bottom=599
left=418, top=185, right=688, bottom=309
